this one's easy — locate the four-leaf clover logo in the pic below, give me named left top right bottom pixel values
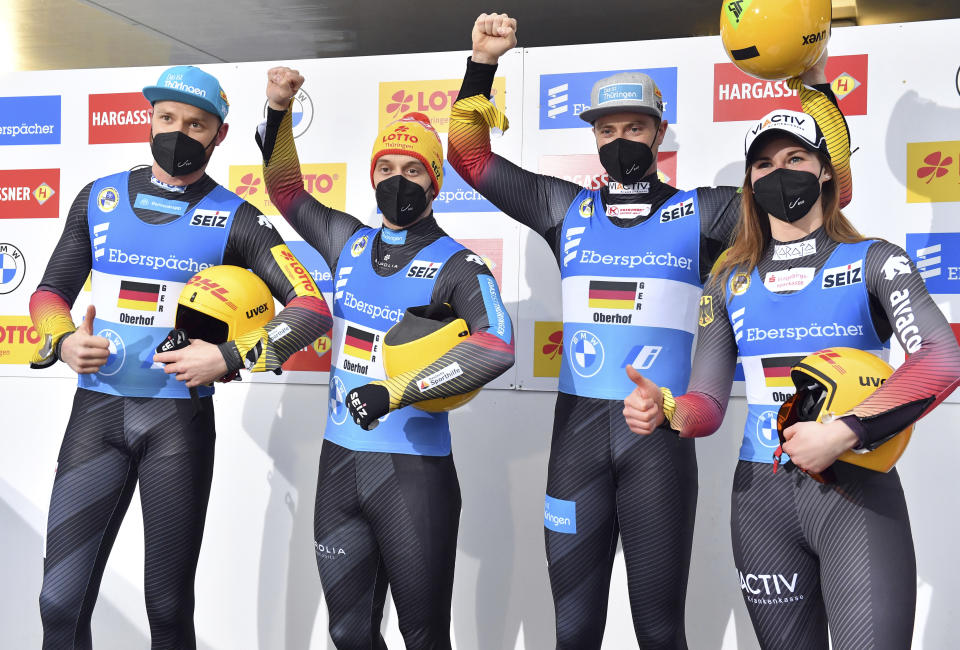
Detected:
left=236, top=173, right=261, bottom=196
left=917, top=151, right=953, bottom=184
left=542, top=329, right=563, bottom=361
left=386, top=90, right=412, bottom=117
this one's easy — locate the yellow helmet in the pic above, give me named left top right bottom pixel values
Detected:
left=176, top=265, right=275, bottom=343
left=777, top=347, right=913, bottom=473
left=720, top=0, right=831, bottom=80
left=383, top=303, right=478, bottom=412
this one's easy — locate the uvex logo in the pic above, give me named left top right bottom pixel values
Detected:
left=246, top=303, right=269, bottom=319
left=859, top=375, right=886, bottom=387
left=802, top=31, right=827, bottom=45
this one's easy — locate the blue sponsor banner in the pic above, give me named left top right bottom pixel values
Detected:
left=0, top=96, right=62, bottom=145
left=433, top=162, right=497, bottom=213
left=906, top=232, right=960, bottom=294
left=478, top=275, right=512, bottom=343
left=133, top=194, right=188, bottom=216
left=539, top=68, right=678, bottom=130
left=544, top=495, right=576, bottom=534
left=285, top=240, right=333, bottom=293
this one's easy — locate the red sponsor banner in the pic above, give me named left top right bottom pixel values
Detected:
left=538, top=151, right=679, bottom=189
left=89, top=92, right=152, bottom=144
left=455, top=238, right=504, bottom=287
left=951, top=324, right=960, bottom=347
left=282, top=335, right=332, bottom=372
left=713, top=54, right=868, bottom=122
left=0, top=169, right=59, bottom=219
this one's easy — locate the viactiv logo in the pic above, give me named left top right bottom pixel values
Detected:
left=539, top=67, right=677, bottom=130
left=0, top=96, right=61, bottom=145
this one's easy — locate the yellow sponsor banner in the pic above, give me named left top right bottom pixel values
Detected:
left=378, top=77, right=507, bottom=133
left=533, top=320, right=564, bottom=378
left=228, top=163, right=347, bottom=215
left=0, top=316, right=41, bottom=365
left=906, top=141, right=960, bottom=203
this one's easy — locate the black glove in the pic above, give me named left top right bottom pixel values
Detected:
left=347, top=383, right=390, bottom=431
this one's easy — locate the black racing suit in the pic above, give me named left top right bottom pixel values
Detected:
left=448, top=57, right=749, bottom=649
left=31, top=167, right=332, bottom=650
left=258, top=104, right=515, bottom=649
left=670, top=227, right=960, bottom=649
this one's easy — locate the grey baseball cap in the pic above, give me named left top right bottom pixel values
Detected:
left=578, top=72, right=664, bottom=124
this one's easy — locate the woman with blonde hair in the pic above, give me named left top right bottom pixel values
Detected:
left=623, top=107, right=960, bottom=648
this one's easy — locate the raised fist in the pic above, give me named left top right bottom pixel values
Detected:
left=472, top=13, right=518, bottom=65
left=266, top=66, right=305, bottom=111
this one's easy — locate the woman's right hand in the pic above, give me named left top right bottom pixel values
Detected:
left=59, top=305, right=110, bottom=374
left=623, top=366, right=665, bottom=435
left=266, top=67, right=305, bottom=112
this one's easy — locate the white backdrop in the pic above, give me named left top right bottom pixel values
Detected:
left=2, top=19, right=960, bottom=649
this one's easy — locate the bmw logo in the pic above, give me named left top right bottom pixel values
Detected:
left=755, top=410, right=779, bottom=449
left=568, top=329, right=604, bottom=378
left=97, top=329, right=125, bottom=377
left=330, top=375, right=348, bottom=425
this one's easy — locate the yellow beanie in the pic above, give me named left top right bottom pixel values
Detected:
left=370, top=112, right=443, bottom=195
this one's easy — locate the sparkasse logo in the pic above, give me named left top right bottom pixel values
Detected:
left=89, top=92, right=152, bottom=144
left=713, top=54, right=868, bottom=122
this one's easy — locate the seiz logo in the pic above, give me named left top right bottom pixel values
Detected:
left=890, top=288, right=922, bottom=354
left=822, top=259, right=863, bottom=289
left=189, top=210, right=229, bottom=228
left=660, top=197, right=694, bottom=223
left=407, top=260, right=442, bottom=279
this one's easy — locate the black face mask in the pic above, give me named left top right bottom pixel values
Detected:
left=598, top=137, right=655, bottom=185
left=752, top=168, right=823, bottom=223
left=151, top=130, right=217, bottom=177
left=375, top=175, right=430, bottom=227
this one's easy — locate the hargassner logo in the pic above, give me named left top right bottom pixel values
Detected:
left=89, top=92, right=151, bottom=144
left=713, top=55, right=868, bottom=122
left=0, top=169, right=59, bottom=219
left=0, top=96, right=61, bottom=145
left=538, top=67, right=677, bottom=130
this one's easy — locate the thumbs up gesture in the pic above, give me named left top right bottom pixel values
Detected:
left=59, top=305, right=111, bottom=374
left=623, top=365, right=665, bottom=435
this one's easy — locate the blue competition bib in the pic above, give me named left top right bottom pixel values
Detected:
left=729, top=240, right=885, bottom=463
left=558, top=188, right=702, bottom=399
left=80, top=171, right=240, bottom=398
left=324, top=228, right=465, bottom=455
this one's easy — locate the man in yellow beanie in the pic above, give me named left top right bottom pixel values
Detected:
left=256, top=66, right=515, bottom=649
